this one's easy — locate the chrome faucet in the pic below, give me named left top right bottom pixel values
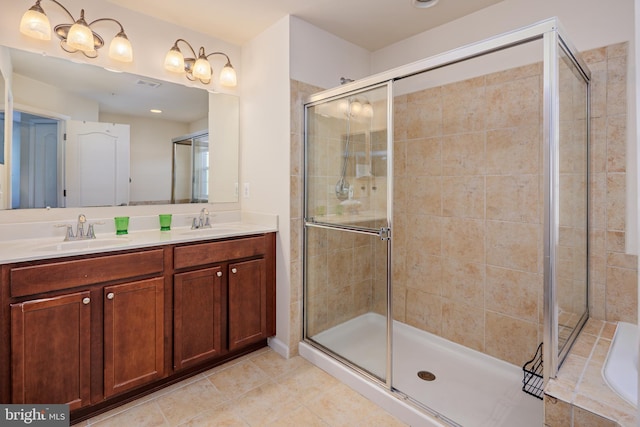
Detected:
left=76, top=214, right=87, bottom=238
left=191, top=208, right=212, bottom=229
left=58, top=214, right=98, bottom=241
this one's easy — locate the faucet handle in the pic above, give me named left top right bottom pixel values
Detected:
left=86, top=224, right=96, bottom=239
left=55, top=224, right=75, bottom=241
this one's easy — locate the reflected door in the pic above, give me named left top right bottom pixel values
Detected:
left=304, top=84, right=391, bottom=383
left=65, top=120, right=130, bottom=207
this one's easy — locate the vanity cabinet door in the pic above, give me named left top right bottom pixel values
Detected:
left=11, top=291, right=92, bottom=410
left=173, top=266, right=224, bottom=370
left=103, top=278, right=165, bottom=398
left=228, top=258, right=269, bottom=351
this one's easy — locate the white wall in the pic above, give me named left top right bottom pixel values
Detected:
left=240, top=16, right=291, bottom=353
left=290, top=16, right=371, bottom=91
left=13, top=74, right=98, bottom=121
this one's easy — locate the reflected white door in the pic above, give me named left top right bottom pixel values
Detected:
left=65, top=120, right=130, bottom=207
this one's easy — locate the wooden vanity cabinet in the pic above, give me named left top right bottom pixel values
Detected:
left=103, top=277, right=165, bottom=398
left=172, top=233, right=276, bottom=369
left=10, top=291, right=92, bottom=411
left=1, top=232, right=275, bottom=422
left=4, top=249, right=166, bottom=409
left=173, top=266, right=224, bottom=370
left=228, top=258, right=270, bottom=351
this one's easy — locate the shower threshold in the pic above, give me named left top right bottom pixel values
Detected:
left=307, top=313, right=543, bottom=427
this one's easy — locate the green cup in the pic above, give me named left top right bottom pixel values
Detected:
left=159, top=214, right=172, bottom=231
left=114, top=216, right=129, bottom=235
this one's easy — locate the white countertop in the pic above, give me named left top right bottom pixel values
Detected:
left=0, top=212, right=278, bottom=264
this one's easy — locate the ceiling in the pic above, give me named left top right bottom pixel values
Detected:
left=105, top=0, right=504, bottom=51
left=10, top=48, right=208, bottom=122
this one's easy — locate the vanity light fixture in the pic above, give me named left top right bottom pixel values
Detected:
left=164, top=39, right=237, bottom=87
left=19, top=0, right=133, bottom=62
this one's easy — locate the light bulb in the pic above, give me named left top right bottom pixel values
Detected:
left=20, top=5, right=51, bottom=40
left=67, top=16, right=94, bottom=52
left=192, top=56, right=212, bottom=81
left=350, top=100, right=362, bottom=116
left=362, top=102, right=374, bottom=118
left=109, top=32, right=133, bottom=62
left=164, top=47, right=185, bottom=73
left=337, top=99, right=349, bottom=115
left=219, top=63, right=237, bottom=87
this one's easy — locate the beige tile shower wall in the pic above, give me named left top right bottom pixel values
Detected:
left=290, top=80, right=324, bottom=355
left=393, top=63, right=545, bottom=366
left=584, top=43, right=638, bottom=324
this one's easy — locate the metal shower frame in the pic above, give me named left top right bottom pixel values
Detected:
left=303, top=16, right=590, bottom=405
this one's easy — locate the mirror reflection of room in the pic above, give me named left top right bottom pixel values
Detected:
left=3, top=46, right=239, bottom=209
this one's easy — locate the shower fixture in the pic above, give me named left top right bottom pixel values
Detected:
left=335, top=96, right=373, bottom=201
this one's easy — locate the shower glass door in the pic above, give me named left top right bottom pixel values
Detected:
left=304, top=83, right=391, bottom=383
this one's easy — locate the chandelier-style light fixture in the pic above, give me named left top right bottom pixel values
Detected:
left=164, top=39, right=237, bottom=87
left=20, top=0, right=133, bottom=62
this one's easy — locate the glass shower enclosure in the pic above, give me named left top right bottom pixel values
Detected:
left=171, top=131, right=209, bottom=203
left=303, top=18, right=590, bottom=425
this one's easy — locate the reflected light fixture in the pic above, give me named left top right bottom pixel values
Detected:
left=164, top=39, right=237, bottom=87
left=20, top=0, right=133, bottom=62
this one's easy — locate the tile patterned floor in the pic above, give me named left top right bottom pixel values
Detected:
left=77, top=347, right=409, bottom=427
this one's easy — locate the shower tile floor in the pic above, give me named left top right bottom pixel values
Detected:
left=76, top=347, right=408, bottom=426
left=312, top=313, right=543, bottom=427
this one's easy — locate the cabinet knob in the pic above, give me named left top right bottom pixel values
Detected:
left=106, top=292, right=115, bottom=300
left=231, top=268, right=237, bottom=274
left=217, top=271, right=223, bottom=277
left=82, top=297, right=90, bottom=305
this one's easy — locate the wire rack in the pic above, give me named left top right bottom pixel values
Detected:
left=522, top=342, right=543, bottom=399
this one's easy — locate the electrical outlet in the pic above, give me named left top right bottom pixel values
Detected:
left=243, top=183, right=250, bottom=198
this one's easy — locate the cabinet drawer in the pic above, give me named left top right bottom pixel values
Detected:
left=174, top=235, right=266, bottom=269
left=10, top=249, right=165, bottom=297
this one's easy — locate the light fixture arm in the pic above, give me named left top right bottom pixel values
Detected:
left=36, top=0, right=76, bottom=22
left=205, top=51, right=232, bottom=66
left=173, top=38, right=198, bottom=59
left=88, top=17, right=126, bottom=35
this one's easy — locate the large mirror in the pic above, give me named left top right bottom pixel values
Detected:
left=4, top=46, right=239, bottom=209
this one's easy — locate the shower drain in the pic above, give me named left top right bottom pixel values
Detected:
left=417, top=370, right=436, bottom=381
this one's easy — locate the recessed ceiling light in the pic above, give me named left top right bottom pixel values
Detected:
left=150, top=109, right=162, bottom=114
left=412, top=0, right=440, bottom=8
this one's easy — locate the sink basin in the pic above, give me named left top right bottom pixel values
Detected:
left=35, top=238, right=131, bottom=252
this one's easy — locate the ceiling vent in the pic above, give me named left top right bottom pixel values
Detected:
left=135, top=79, right=161, bottom=89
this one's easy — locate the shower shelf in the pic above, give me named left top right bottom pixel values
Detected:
left=522, top=342, right=544, bottom=399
